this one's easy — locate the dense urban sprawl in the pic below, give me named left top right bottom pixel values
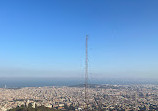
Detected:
left=0, top=84, right=158, bottom=111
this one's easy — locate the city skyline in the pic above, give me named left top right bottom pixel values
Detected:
left=0, top=0, right=158, bottom=78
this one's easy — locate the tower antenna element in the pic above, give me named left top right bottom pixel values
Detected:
left=85, top=35, right=88, bottom=110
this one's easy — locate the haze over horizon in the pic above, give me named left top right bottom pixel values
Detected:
left=0, top=0, right=158, bottom=79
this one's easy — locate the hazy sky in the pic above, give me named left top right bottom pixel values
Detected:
left=0, top=0, right=158, bottom=78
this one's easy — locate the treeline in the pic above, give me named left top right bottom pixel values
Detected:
left=8, top=105, right=59, bottom=111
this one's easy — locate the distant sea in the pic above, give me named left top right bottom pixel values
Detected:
left=0, top=77, right=157, bottom=88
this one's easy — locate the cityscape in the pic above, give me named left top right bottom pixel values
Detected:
left=1, top=0, right=158, bottom=111
left=1, top=84, right=158, bottom=111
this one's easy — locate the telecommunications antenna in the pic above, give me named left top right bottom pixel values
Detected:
left=85, top=35, right=88, bottom=110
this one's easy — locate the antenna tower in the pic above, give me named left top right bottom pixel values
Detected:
left=85, top=35, right=88, bottom=110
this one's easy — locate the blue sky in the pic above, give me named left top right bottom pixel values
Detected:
left=0, top=0, right=158, bottom=79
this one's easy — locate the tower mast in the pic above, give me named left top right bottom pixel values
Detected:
left=85, top=35, right=88, bottom=110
